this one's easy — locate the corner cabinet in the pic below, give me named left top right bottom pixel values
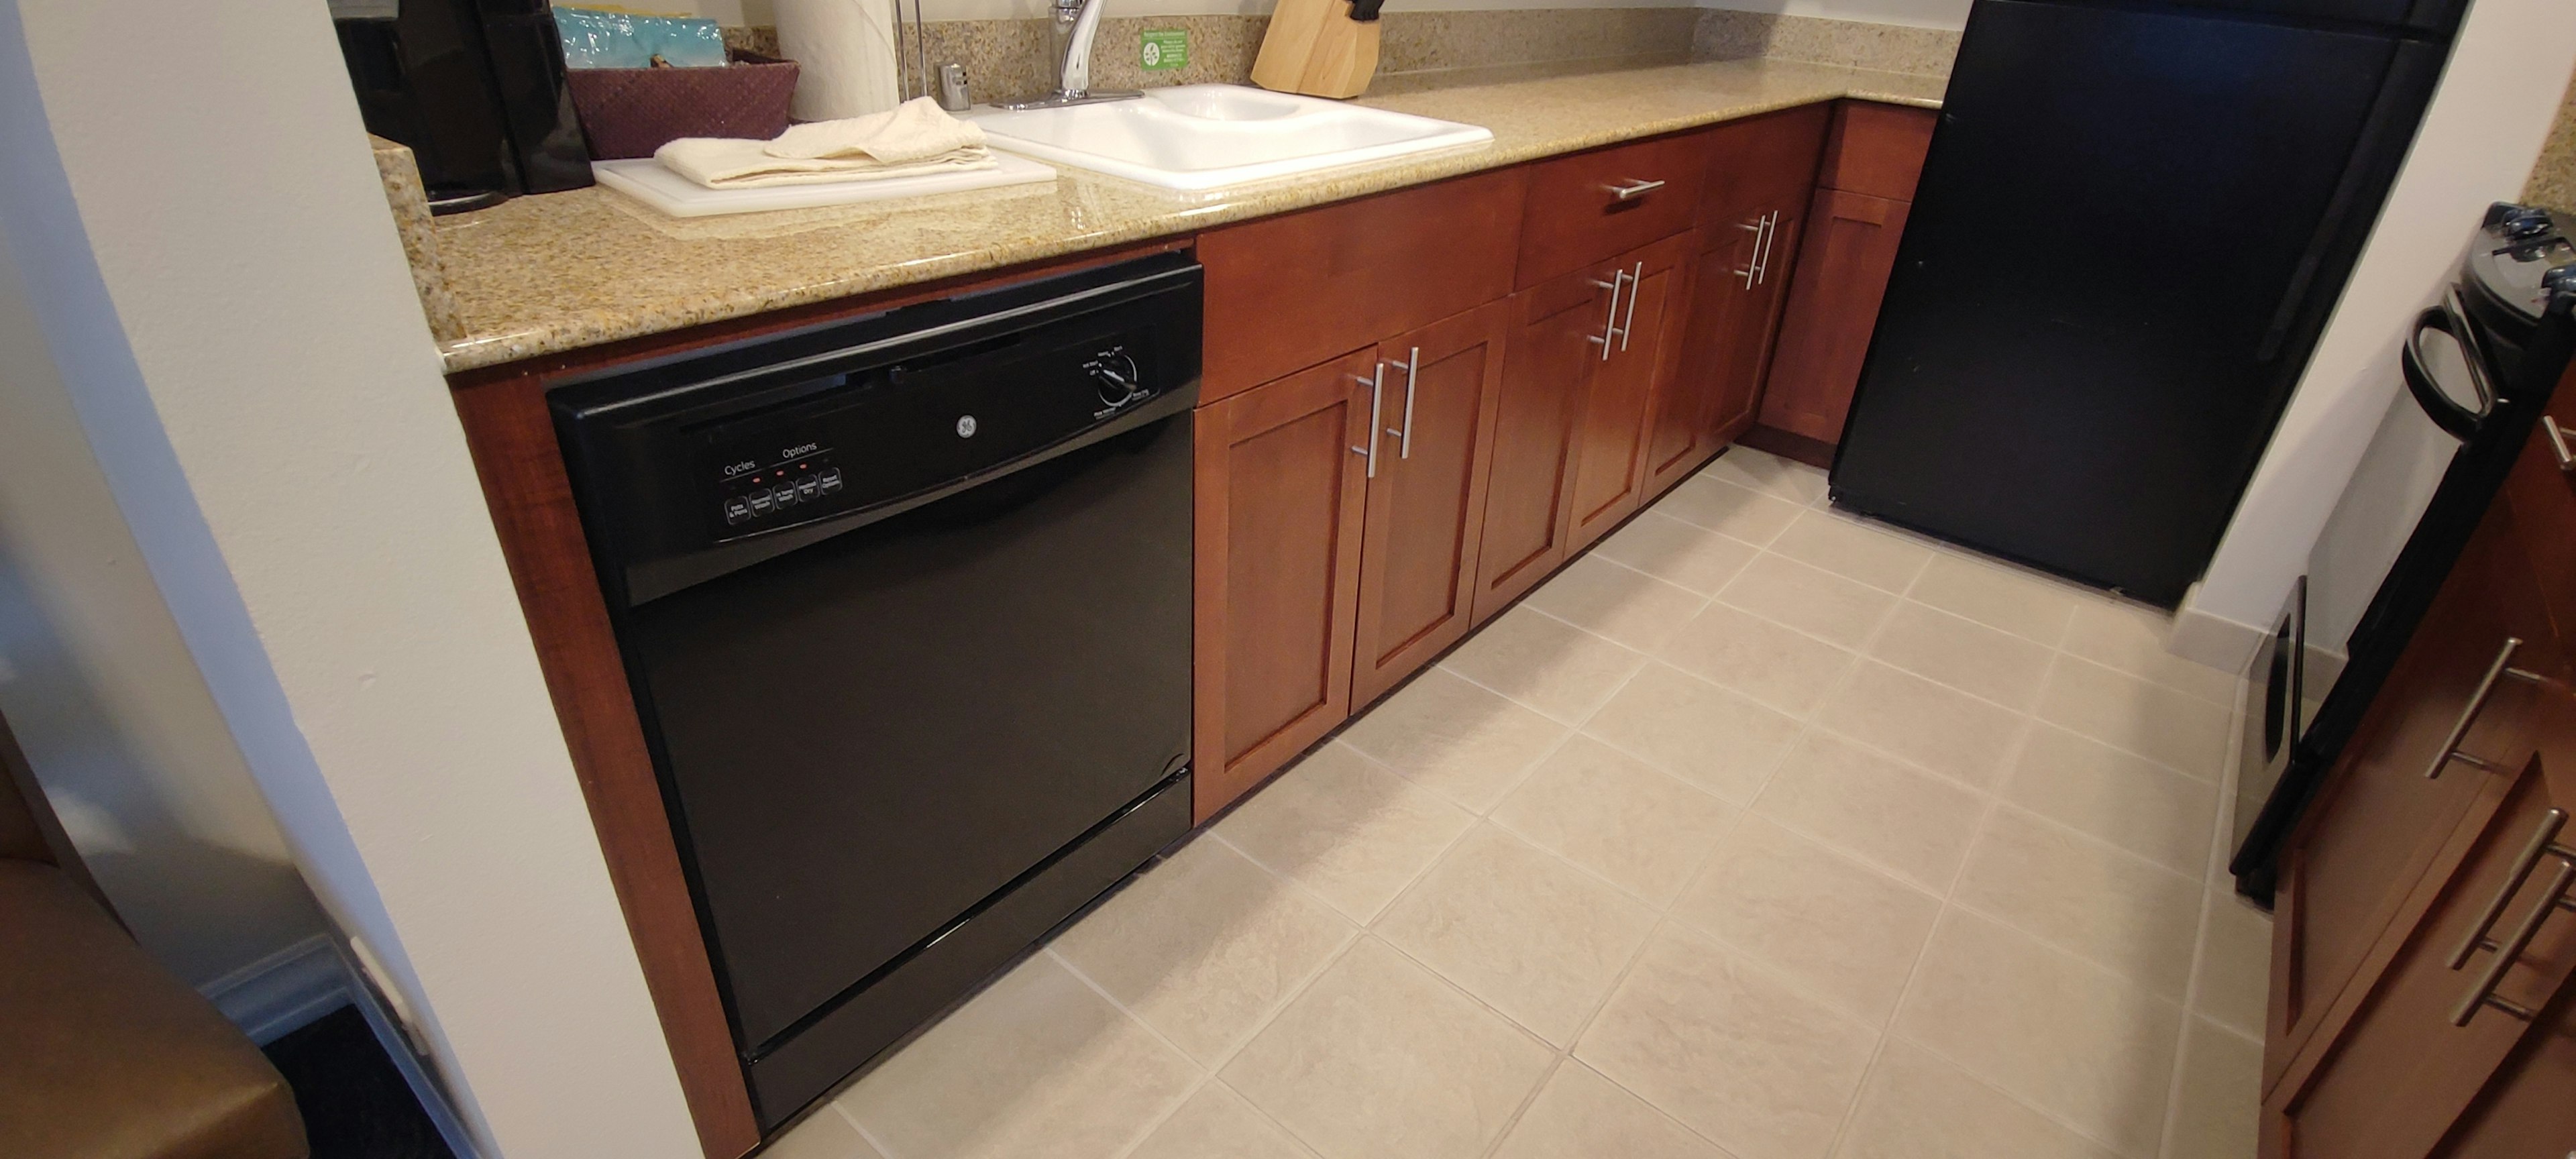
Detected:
left=1756, top=102, right=1937, bottom=455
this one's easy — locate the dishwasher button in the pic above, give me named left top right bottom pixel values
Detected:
left=796, top=475, right=820, bottom=499
left=773, top=485, right=799, bottom=509
left=722, top=496, right=753, bottom=525
left=818, top=468, right=845, bottom=494
left=747, top=490, right=775, bottom=514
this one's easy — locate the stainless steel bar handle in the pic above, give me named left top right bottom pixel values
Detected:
left=1388, top=346, right=1419, bottom=459
left=2450, top=808, right=2572, bottom=970
left=1617, top=261, right=1644, bottom=352
left=1758, top=211, right=1781, bottom=284
left=1351, top=364, right=1385, bottom=478
left=1588, top=271, right=1627, bottom=362
left=1748, top=211, right=1776, bottom=286
left=1604, top=178, right=1666, bottom=201
left=2424, top=638, right=2536, bottom=779
left=2547, top=417, right=2576, bottom=473
left=2452, top=856, right=2576, bottom=1026
left=1735, top=216, right=1764, bottom=288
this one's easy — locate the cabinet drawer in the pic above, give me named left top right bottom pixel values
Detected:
left=1517, top=131, right=1710, bottom=288
left=1201, top=169, right=1527, bottom=405
left=1815, top=102, right=1937, bottom=201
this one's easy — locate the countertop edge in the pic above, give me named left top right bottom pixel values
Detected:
left=435, top=76, right=1939, bottom=376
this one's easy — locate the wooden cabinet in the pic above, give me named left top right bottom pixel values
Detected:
left=2261, top=370, right=2576, bottom=1156
left=1472, top=233, right=1695, bottom=624
left=1646, top=105, right=1829, bottom=496
left=1188, top=99, right=1927, bottom=820
left=1350, top=302, right=1511, bottom=706
left=2271, top=720, right=2576, bottom=1158
left=1199, top=170, right=1527, bottom=404
left=1566, top=233, right=1693, bottom=552
left=1191, top=349, right=1378, bottom=821
left=1759, top=188, right=1911, bottom=444
left=1755, top=102, right=1937, bottom=455
left=2268, top=500, right=2563, bottom=1085
left=1813, top=100, right=1937, bottom=201
left=1472, top=267, right=1612, bottom=621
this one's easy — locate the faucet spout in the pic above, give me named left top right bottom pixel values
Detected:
left=996, top=0, right=1142, bottom=109
left=1055, top=0, right=1104, bottom=97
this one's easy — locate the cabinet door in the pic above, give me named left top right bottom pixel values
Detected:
left=1192, top=349, right=1378, bottom=822
left=1472, top=266, right=1617, bottom=622
left=2269, top=687, right=2576, bottom=1159
left=2270, top=498, right=2567, bottom=1088
left=1350, top=302, right=1511, bottom=706
left=1567, top=233, right=1693, bottom=553
left=1646, top=199, right=1807, bottom=497
left=1759, top=186, right=1911, bottom=445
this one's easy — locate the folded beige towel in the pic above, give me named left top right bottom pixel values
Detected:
left=656, top=97, right=996, bottom=188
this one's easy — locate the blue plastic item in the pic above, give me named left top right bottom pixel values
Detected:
left=553, top=7, right=729, bottom=69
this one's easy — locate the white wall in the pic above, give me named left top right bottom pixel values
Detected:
left=0, top=1, right=699, bottom=1156
left=1691, top=0, right=1966, bottom=32
left=0, top=226, right=326, bottom=991
left=2174, top=0, right=2576, bottom=669
left=697, top=0, right=1871, bottom=29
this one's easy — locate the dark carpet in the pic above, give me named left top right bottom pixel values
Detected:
left=262, top=1004, right=457, bottom=1159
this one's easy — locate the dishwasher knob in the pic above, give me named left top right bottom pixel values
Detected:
left=1087, top=350, right=1145, bottom=409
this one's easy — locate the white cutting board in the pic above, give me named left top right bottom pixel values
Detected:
left=592, top=152, right=1056, bottom=217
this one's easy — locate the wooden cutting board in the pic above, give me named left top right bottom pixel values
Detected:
left=1250, top=0, right=1383, bottom=99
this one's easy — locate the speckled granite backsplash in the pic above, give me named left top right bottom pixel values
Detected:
left=1692, top=10, right=1960, bottom=77
left=2525, top=69, right=2576, bottom=214
left=722, top=8, right=1952, bottom=107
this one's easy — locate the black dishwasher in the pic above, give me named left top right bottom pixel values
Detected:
left=552, top=254, right=1201, bottom=1127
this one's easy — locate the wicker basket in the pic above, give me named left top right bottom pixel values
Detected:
left=566, top=51, right=800, bottom=160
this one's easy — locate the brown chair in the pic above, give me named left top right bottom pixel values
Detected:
left=0, top=710, right=309, bottom=1159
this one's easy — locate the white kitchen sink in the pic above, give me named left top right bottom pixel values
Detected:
left=968, top=85, right=1493, bottom=192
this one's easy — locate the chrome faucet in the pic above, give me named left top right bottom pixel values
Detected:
left=999, top=0, right=1141, bottom=109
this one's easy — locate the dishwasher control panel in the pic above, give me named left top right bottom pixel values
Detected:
left=717, top=447, right=845, bottom=527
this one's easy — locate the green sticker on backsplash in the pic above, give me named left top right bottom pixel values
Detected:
left=1141, top=28, right=1188, bottom=71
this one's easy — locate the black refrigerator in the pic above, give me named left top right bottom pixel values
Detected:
left=1830, top=0, right=2466, bottom=606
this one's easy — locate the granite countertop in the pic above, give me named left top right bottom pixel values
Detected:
left=426, top=57, right=1945, bottom=374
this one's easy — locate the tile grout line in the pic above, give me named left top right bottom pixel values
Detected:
left=1803, top=548, right=2011, bottom=1158
left=1678, top=455, right=2229, bottom=1158
left=830, top=1099, right=901, bottom=1159
left=2156, top=688, right=2262, bottom=1158
left=1855, top=577, right=2211, bottom=1158
left=1084, top=453, right=2232, bottom=1159
left=1848, top=599, right=2211, bottom=1156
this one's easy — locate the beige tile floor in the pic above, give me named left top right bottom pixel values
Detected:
left=765, top=447, right=2277, bottom=1159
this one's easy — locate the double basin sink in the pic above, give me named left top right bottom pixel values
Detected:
left=967, top=84, right=1493, bottom=192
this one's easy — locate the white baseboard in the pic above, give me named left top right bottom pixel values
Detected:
left=2169, top=583, right=2269, bottom=675
left=201, top=934, right=353, bottom=1046
left=198, top=932, right=483, bottom=1159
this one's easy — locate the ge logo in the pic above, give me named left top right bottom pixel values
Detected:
left=955, top=415, right=978, bottom=437
left=1141, top=41, right=1162, bottom=66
